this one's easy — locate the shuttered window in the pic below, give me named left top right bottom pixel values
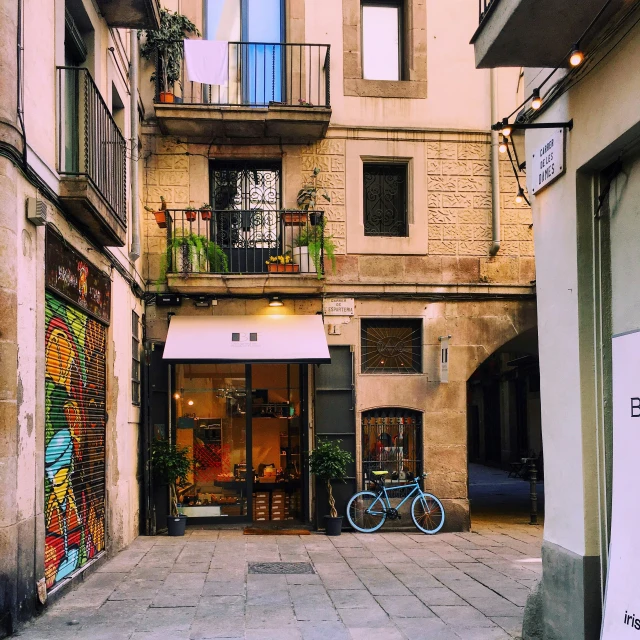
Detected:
left=132, top=311, right=141, bottom=406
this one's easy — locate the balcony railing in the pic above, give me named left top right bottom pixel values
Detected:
left=57, top=67, right=127, bottom=224
left=155, top=42, right=330, bottom=108
left=163, top=209, right=325, bottom=276
left=478, top=0, right=499, bottom=23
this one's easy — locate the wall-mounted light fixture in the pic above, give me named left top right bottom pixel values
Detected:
left=269, top=296, right=284, bottom=307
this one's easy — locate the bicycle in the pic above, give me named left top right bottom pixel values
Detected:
left=346, top=471, right=445, bottom=534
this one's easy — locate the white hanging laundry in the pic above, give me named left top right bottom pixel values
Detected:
left=184, top=39, right=229, bottom=85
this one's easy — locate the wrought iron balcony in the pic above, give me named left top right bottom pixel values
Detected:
left=161, top=208, right=326, bottom=278
left=152, top=42, right=331, bottom=142
left=478, top=0, right=499, bottom=25
left=57, top=67, right=127, bottom=246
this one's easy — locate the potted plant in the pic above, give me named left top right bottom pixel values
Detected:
left=140, top=9, right=200, bottom=102
left=145, top=195, right=168, bottom=228
left=297, top=167, right=331, bottom=226
left=200, top=203, right=213, bottom=221
left=266, top=254, right=299, bottom=273
left=309, top=439, right=353, bottom=536
left=293, top=217, right=336, bottom=277
left=151, top=439, right=193, bottom=536
left=282, top=210, right=308, bottom=226
left=159, top=232, right=229, bottom=281
left=185, top=205, right=197, bottom=222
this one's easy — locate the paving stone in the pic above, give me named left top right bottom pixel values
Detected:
left=412, top=587, right=467, bottom=606
left=297, top=621, right=351, bottom=640
left=137, top=606, right=196, bottom=632
left=451, top=626, right=511, bottom=639
left=431, top=605, right=496, bottom=627
left=375, top=595, right=434, bottom=618
left=466, top=596, right=523, bottom=617
left=393, top=617, right=460, bottom=640
left=491, top=615, right=523, bottom=636
left=338, top=606, right=393, bottom=628
left=348, top=627, right=405, bottom=640
left=328, top=589, right=378, bottom=609
left=245, top=604, right=297, bottom=629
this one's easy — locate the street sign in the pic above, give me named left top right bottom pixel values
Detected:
left=531, top=128, right=565, bottom=195
left=602, top=330, right=640, bottom=638
left=323, top=297, right=355, bottom=316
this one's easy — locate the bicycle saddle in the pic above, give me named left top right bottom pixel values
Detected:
left=371, top=471, right=388, bottom=476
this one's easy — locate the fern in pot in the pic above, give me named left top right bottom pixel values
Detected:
left=158, top=233, right=229, bottom=282
left=293, top=217, right=336, bottom=278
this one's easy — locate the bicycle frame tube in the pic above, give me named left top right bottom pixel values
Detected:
left=366, top=480, right=423, bottom=515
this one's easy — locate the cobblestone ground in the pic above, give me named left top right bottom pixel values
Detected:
left=15, top=520, right=542, bottom=640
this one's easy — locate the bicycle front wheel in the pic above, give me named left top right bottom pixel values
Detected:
left=346, top=491, right=387, bottom=533
left=411, top=493, right=445, bottom=534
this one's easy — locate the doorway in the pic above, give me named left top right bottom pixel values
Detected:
left=171, top=363, right=307, bottom=524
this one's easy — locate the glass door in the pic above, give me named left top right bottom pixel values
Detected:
left=173, top=364, right=251, bottom=521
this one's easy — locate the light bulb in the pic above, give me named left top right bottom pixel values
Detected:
left=188, top=399, right=194, bottom=406
left=500, top=119, right=512, bottom=137
left=531, top=88, right=542, bottom=110
left=569, top=46, right=584, bottom=67
left=173, top=393, right=181, bottom=400
left=499, top=137, right=508, bottom=154
left=515, top=188, right=525, bottom=205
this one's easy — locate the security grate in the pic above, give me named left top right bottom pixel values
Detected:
left=248, top=562, right=315, bottom=575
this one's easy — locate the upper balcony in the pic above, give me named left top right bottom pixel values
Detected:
left=156, top=208, right=326, bottom=295
left=152, top=42, right=331, bottom=143
left=471, top=0, right=625, bottom=68
left=95, top=0, right=160, bottom=29
left=57, top=67, right=127, bottom=247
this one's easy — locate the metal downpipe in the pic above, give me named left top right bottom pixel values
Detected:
left=489, top=68, right=500, bottom=256
left=129, top=29, right=141, bottom=261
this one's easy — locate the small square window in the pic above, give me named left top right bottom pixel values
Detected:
left=362, top=2, right=403, bottom=81
left=250, top=333, right=258, bottom=342
left=363, top=163, right=408, bottom=237
left=232, top=333, right=240, bottom=342
left=361, top=319, right=422, bottom=374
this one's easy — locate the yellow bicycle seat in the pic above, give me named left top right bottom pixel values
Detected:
left=371, top=471, right=388, bottom=477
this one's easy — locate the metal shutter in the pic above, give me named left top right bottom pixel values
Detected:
left=44, top=292, right=107, bottom=590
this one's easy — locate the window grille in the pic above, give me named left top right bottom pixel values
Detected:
left=363, top=163, right=408, bottom=237
left=361, top=319, right=422, bottom=373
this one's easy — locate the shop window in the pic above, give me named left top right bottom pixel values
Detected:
left=362, top=408, right=422, bottom=483
left=131, top=311, right=140, bottom=405
left=361, top=318, right=422, bottom=373
left=361, top=1, right=403, bottom=81
left=363, top=163, right=408, bottom=237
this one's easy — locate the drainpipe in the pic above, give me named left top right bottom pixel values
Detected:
left=129, top=29, right=141, bottom=261
left=489, top=68, right=500, bottom=256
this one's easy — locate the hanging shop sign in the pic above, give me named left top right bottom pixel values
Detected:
left=531, top=128, right=565, bottom=195
left=46, top=228, right=111, bottom=324
left=602, top=330, right=640, bottom=638
left=439, top=335, right=450, bottom=384
left=323, top=298, right=355, bottom=316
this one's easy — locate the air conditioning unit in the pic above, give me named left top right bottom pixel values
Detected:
left=26, top=197, right=47, bottom=226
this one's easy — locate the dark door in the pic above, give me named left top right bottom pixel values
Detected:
left=142, top=342, right=169, bottom=535
left=314, top=346, right=356, bottom=528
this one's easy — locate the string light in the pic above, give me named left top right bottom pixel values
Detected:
left=173, top=392, right=181, bottom=399
left=569, top=45, right=584, bottom=67
left=188, top=399, right=194, bottom=406
left=500, top=118, right=512, bottom=137
left=515, top=187, right=526, bottom=204
left=499, top=136, right=508, bottom=154
left=531, top=88, right=542, bottom=110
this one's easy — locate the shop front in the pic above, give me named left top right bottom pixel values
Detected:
left=157, top=314, right=330, bottom=525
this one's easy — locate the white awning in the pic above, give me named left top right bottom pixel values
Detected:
left=163, top=315, right=331, bottom=364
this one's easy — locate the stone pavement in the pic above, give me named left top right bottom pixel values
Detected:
left=14, top=521, right=542, bottom=640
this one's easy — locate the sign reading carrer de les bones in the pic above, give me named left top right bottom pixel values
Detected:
left=531, top=128, right=565, bottom=195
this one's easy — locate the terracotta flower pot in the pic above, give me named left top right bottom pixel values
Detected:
left=153, top=211, right=167, bottom=228
left=283, top=211, right=308, bottom=226
left=185, top=210, right=197, bottom=222
left=159, top=92, right=175, bottom=103
left=267, top=263, right=300, bottom=273
left=200, top=209, right=212, bottom=220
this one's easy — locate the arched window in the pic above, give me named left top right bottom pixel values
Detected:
left=361, top=408, right=422, bottom=484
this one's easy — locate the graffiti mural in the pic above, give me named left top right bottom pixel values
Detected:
left=44, top=292, right=107, bottom=589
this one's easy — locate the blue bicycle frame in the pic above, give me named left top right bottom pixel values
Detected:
left=366, top=477, right=425, bottom=515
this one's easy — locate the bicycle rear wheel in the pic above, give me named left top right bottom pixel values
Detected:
left=411, top=493, right=445, bottom=534
left=346, top=491, right=387, bottom=533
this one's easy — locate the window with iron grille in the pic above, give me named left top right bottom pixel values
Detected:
left=132, top=311, right=140, bottom=406
left=361, top=319, right=422, bottom=373
left=363, top=163, right=408, bottom=236
left=362, top=408, right=422, bottom=485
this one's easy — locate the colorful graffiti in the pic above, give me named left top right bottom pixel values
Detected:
left=44, top=292, right=107, bottom=589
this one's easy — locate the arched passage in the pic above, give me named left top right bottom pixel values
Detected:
left=466, top=327, right=544, bottom=525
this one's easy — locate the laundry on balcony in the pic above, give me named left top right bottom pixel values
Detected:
left=184, top=39, right=229, bottom=85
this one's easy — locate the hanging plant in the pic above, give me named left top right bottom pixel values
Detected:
left=158, top=233, right=229, bottom=283
left=139, top=9, right=200, bottom=97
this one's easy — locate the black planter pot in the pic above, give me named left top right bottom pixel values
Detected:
left=167, top=514, right=187, bottom=536
left=324, top=516, right=343, bottom=536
